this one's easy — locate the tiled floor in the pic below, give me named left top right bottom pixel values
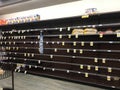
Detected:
left=0, top=73, right=107, bottom=90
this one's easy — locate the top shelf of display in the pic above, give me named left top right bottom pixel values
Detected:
left=0, top=11, right=120, bottom=29
left=0, top=14, right=40, bottom=26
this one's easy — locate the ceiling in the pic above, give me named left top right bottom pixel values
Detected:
left=0, top=0, right=79, bottom=15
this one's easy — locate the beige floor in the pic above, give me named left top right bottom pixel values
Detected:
left=0, top=73, right=107, bottom=90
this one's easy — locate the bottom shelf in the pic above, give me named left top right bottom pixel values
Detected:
left=23, top=68, right=120, bottom=90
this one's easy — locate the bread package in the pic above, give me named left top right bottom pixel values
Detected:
left=115, top=29, right=120, bottom=33
left=84, top=28, right=97, bottom=35
left=72, top=29, right=84, bottom=35
left=104, top=30, right=113, bottom=34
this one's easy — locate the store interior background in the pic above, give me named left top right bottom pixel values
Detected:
left=0, top=0, right=120, bottom=90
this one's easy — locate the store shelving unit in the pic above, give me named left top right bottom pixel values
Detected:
left=0, top=11, right=120, bottom=89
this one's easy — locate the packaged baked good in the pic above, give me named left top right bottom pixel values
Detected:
left=72, top=29, right=84, bottom=35
left=84, top=28, right=97, bottom=34
left=104, top=30, right=113, bottom=34
left=115, top=29, right=120, bottom=33
left=104, top=28, right=113, bottom=34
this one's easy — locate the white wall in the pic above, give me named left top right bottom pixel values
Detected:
left=0, top=0, right=120, bottom=20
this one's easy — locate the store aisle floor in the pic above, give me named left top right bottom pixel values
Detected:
left=0, top=73, right=107, bottom=90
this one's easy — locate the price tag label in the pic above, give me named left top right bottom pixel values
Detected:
left=12, top=36, right=14, bottom=39
left=99, top=34, right=103, bottom=38
left=68, top=34, right=71, bottom=38
left=3, top=37, right=5, bottom=40
left=18, top=30, right=20, bottom=34
left=54, top=48, right=57, bottom=52
left=24, top=53, right=26, bottom=57
left=27, top=30, right=29, bottom=32
left=62, top=42, right=65, bottom=46
left=52, top=68, right=55, bottom=71
left=18, top=69, right=21, bottom=72
left=102, top=58, right=106, bottom=63
left=31, top=53, right=35, bottom=57
left=107, top=76, right=111, bottom=81
left=67, top=70, right=70, bottom=73
left=81, top=15, right=89, bottom=19
left=85, top=73, right=89, bottom=77
left=117, top=33, right=120, bottom=37
left=10, top=31, right=13, bottom=34
left=81, top=42, right=84, bottom=46
left=80, top=49, right=83, bottom=54
left=38, top=36, right=40, bottom=39
left=31, top=41, right=33, bottom=44
left=13, top=47, right=15, bottom=50
left=46, top=42, right=49, bottom=44
left=35, top=66, right=37, bottom=68
left=6, top=47, right=8, bottom=50
left=29, top=65, right=32, bottom=68
left=0, top=42, right=2, bottom=45
left=9, top=42, right=11, bottom=45
left=5, top=47, right=8, bottom=50
left=73, top=42, right=76, bottom=46
left=8, top=47, right=11, bottom=50
left=24, top=36, right=26, bottom=39
left=21, top=36, right=23, bottom=39
left=90, top=42, right=94, bottom=46
left=22, top=30, right=24, bottom=33
left=24, top=71, right=27, bottom=74
left=73, top=49, right=77, bottom=53
left=59, top=35, right=62, bottom=39
left=38, top=60, right=41, bottom=64
left=27, top=53, right=30, bottom=57
left=43, top=67, right=46, bottom=70
left=94, top=58, right=98, bottom=63
left=75, top=34, right=78, bottom=38
left=13, top=42, right=16, bottom=45
left=56, top=42, right=60, bottom=45
left=95, top=66, right=99, bottom=71
left=4, top=42, right=6, bottom=45
left=108, top=67, right=112, bottom=73
left=80, top=65, right=84, bottom=69
left=60, top=28, right=62, bottom=32
left=50, top=55, right=53, bottom=59
left=17, top=64, right=24, bottom=67
left=87, top=65, right=91, bottom=70
left=2, top=32, right=4, bottom=35
left=67, top=49, right=70, bottom=53
left=72, top=56, right=76, bottom=58
left=67, top=27, right=71, bottom=31
left=52, top=42, right=55, bottom=44
left=16, top=47, right=19, bottom=50
left=1, top=37, right=3, bottom=40
left=18, top=36, right=21, bottom=39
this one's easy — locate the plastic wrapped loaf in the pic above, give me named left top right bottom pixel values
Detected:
left=84, top=28, right=98, bottom=34
left=115, top=29, right=120, bottom=33
left=72, top=29, right=84, bottom=35
left=104, top=30, right=113, bottom=34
